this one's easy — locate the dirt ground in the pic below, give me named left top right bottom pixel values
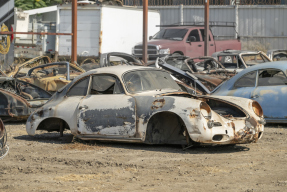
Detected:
left=0, top=122, right=286, bottom=192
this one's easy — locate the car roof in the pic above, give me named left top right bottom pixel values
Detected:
left=213, top=61, right=287, bottom=93
left=212, top=50, right=260, bottom=57
left=72, top=65, right=158, bottom=82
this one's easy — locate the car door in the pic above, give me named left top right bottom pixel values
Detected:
left=185, top=29, right=204, bottom=57
left=56, top=76, right=91, bottom=131
left=199, top=29, right=215, bottom=55
left=229, top=70, right=257, bottom=98
left=77, top=74, right=137, bottom=137
left=251, top=69, right=287, bottom=120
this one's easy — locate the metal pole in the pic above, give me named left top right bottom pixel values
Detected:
left=235, top=4, right=239, bottom=39
left=71, top=0, right=77, bottom=64
left=143, top=0, right=148, bottom=64
left=204, top=0, right=209, bottom=56
left=180, top=4, right=184, bottom=25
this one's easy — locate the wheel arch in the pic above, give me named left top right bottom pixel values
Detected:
left=144, top=111, right=189, bottom=145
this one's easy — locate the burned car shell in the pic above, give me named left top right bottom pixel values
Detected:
left=0, top=118, right=9, bottom=159
left=267, top=49, right=287, bottom=61
left=211, top=50, right=271, bottom=73
left=26, top=66, right=264, bottom=145
left=213, top=61, right=287, bottom=123
left=100, top=52, right=144, bottom=67
left=0, top=76, right=51, bottom=121
left=18, top=62, right=85, bottom=93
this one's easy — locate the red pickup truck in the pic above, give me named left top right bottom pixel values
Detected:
left=132, top=26, right=241, bottom=60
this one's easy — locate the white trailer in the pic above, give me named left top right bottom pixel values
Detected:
left=57, top=4, right=160, bottom=58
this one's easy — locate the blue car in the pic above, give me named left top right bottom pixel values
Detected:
left=213, top=61, right=287, bottom=123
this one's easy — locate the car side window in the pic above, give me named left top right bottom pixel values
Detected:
left=234, top=71, right=257, bottom=87
left=90, top=75, right=124, bottom=95
left=220, top=55, right=238, bottom=69
left=67, top=76, right=90, bottom=96
left=258, top=69, right=287, bottom=86
left=199, top=29, right=211, bottom=41
left=188, top=30, right=200, bottom=42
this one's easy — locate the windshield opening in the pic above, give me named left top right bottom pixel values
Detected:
left=152, top=29, right=188, bottom=41
left=242, top=54, right=268, bottom=66
left=123, top=70, right=181, bottom=94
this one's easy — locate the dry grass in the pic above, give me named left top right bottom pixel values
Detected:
left=242, top=40, right=270, bottom=53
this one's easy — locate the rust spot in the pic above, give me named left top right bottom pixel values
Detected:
left=151, top=99, right=165, bottom=110
left=37, top=110, right=44, bottom=117
left=231, top=122, right=235, bottom=131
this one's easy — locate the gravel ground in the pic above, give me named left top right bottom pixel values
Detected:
left=0, top=122, right=286, bottom=192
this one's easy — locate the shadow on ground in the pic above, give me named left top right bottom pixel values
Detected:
left=13, top=132, right=251, bottom=154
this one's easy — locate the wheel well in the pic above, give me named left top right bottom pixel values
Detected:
left=145, top=112, right=188, bottom=145
left=37, top=118, right=70, bottom=132
left=172, top=51, right=184, bottom=56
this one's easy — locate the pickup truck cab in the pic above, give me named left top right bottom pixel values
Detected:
left=133, top=26, right=241, bottom=60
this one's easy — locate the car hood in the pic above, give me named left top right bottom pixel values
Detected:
left=136, top=39, right=181, bottom=48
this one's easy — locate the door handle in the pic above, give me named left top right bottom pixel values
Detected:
left=198, top=45, right=202, bottom=47
left=251, top=95, right=259, bottom=99
left=79, top=105, right=88, bottom=110
left=210, top=44, right=214, bottom=46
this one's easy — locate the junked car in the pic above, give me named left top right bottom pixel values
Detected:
left=26, top=66, right=264, bottom=146
left=212, top=61, right=287, bottom=123
left=211, top=50, right=271, bottom=72
left=0, top=118, right=9, bottom=159
left=159, top=55, right=236, bottom=80
left=266, top=49, right=287, bottom=61
left=5, top=55, right=52, bottom=78
left=0, top=75, right=51, bottom=121
left=18, top=62, right=86, bottom=93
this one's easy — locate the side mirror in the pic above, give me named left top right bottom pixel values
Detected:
left=149, top=36, right=153, bottom=40
left=187, top=36, right=196, bottom=42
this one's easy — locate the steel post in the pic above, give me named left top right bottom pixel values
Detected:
left=143, top=0, right=148, bottom=64
left=71, top=0, right=77, bottom=64
left=204, top=0, right=209, bottom=56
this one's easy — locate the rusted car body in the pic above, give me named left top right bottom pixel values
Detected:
left=161, top=55, right=236, bottom=80
left=0, top=119, right=9, bottom=159
left=18, top=62, right=86, bottom=93
left=100, top=52, right=144, bottom=67
left=267, top=49, right=287, bottom=61
left=26, top=66, right=264, bottom=145
left=0, top=75, right=51, bottom=121
left=212, top=50, right=272, bottom=73
left=213, top=61, right=287, bottom=123
left=5, top=55, right=52, bottom=78
left=211, top=50, right=271, bottom=73
left=157, top=60, right=223, bottom=95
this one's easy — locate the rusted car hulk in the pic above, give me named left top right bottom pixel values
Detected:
left=0, top=76, right=51, bottom=121
left=19, top=62, right=86, bottom=93
left=26, top=66, right=264, bottom=146
left=211, top=50, right=271, bottom=73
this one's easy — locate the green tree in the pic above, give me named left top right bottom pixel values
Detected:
left=15, top=0, right=62, bottom=10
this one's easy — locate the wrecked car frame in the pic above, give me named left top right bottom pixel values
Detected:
left=211, top=50, right=271, bottom=72
left=0, top=75, right=51, bottom=121
left=18, top=62, right=86, bottom=93
left=27, top=66, right=264, bottom=146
